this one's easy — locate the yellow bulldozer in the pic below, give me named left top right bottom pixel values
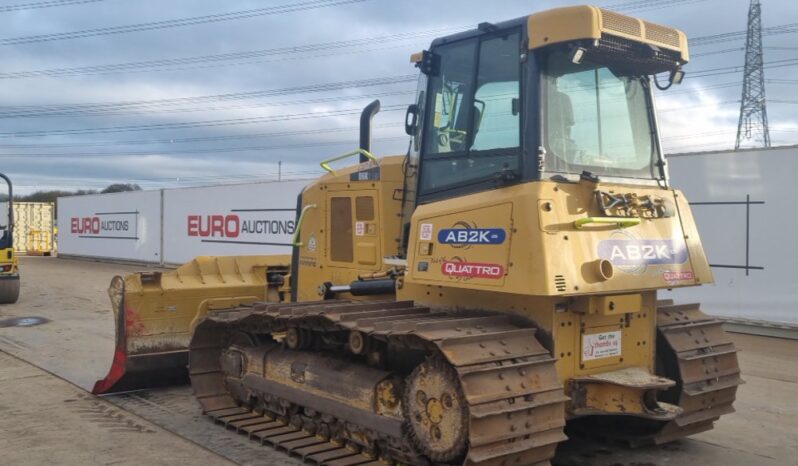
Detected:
left=0, top=173, right=20, bottom=304
left=94, top=5, right=741, bottom=465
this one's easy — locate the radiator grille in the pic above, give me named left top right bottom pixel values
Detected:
left=330, top=197, right=353, bottom=262
left=644, top=21, right=681, bottom=48
left=355, top=196, right=375, bottom=221
left=601, top=10, right=641, bottom=37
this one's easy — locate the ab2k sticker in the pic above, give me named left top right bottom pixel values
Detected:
left=441, top=261, right=504, bottom=279
left=438, top=228, right=506, bottom=245
left=597, top=239, right=687, bottom=266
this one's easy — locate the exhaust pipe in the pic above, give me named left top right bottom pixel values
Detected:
left=359, top=99, right=381, bottom=162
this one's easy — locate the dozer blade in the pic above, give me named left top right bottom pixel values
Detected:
left=93, top=255, right=289, bottom=394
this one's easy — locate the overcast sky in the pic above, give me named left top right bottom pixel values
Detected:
left=0, top=0, right=795, bottom=194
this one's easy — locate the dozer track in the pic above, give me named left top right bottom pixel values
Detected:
left=566, top=301, right=742, bottom=446
left=648, top=302, right=742, bottom=445
left=189, top=300, right=568, bottom=466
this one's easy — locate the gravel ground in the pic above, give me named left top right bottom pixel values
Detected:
left=0, top=256, right=795, bottom=466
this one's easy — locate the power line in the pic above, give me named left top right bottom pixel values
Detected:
left=0, top=1, right=725, bottom=78
left=767, top=79, right=798, bottom=84
left=658, top=100, right=738, bottom=113
left=657, top=81, right=740, bottom=96
left=13, top=171, right=322, bottom=189
left=604, top=0, right=708, bottom=13
left=0, top=27, right=459, bottom=80
left=0, top=0, right=369, bottom=46
left=661, top=129, right=736, bottom=141
left=0, top=136, right=409, bottom=158
left=692, top=47, right=744, bottom=58
left=0, top=74, right=416, bottom=117
left=690, top=21, right=798, bottom=47
left=0, top=122, right=403, bottom=149
left=688, top=58, right=798, bottom=78
left=664, top=141, right=736, bottom=153
left=0, top=89, right=415, bottom=119
left=0, top=0, right=103, bottom=13
left=0, top=104, right=407, bottom=138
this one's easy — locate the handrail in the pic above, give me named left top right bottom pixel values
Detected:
left=320, top=149, right=377, bottom=175
left=292, top=204, right=317, bottom=247
left=573, top=217, right=641, bottom=229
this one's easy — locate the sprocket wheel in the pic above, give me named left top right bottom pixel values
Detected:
left=403, top=356, right=468, bottom=463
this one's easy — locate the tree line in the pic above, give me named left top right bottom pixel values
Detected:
left=3, top=183, right=142, bottom=203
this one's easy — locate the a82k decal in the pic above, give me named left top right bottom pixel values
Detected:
left=597, top=239, right=688, bottom=266
left=437, top=223, right=506, bottom=245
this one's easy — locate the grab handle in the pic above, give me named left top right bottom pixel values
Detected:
left=292, top=204, right=317, bottom=247
left=320, top=149, right=377, bottom=175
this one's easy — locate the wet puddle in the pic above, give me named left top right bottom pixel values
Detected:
left=0, top=316, right=50, bottom=328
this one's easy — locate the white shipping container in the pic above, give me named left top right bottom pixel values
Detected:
left=57, top=190, right=162, bottom=263
left=665, top=145, right=798, bottom=324
left=161, top=180, right=306, bottom=265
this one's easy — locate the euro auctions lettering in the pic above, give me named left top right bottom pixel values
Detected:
left=186, top=214, right=294, bottom=241
left=71, top=216, right=132, bottom=237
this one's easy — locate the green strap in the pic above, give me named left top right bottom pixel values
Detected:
left=573, top=217, right=641, bottom=229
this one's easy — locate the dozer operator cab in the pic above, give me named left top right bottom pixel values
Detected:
left=0, top=173, right=20, bottom=304
left=401, top=6, right=688, bottom=246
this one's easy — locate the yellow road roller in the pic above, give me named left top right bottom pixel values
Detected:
left=0, top=173, right=20, bottom=304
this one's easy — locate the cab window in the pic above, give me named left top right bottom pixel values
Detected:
left=419, top=30, right=522, bottom=198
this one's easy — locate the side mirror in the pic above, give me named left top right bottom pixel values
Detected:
left=405, top=104, right=419, bottom=136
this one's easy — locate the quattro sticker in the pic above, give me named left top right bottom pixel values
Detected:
left=582, top=331, right=622, bottom=361
left=441, top=261, right=504, bottom=279
left=663, top=270, right=695, bottom=282
left=438, top=228, right=506, bottom=245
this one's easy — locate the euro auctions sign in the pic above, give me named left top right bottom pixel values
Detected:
left=69, top=212, right=138, bottom=239
left=186, top=212, right=295, bottom=245
left=161, top=180, right=306, bottom=265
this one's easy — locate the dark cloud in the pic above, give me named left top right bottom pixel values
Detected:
left=0, top=0, right=795, bottom=193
